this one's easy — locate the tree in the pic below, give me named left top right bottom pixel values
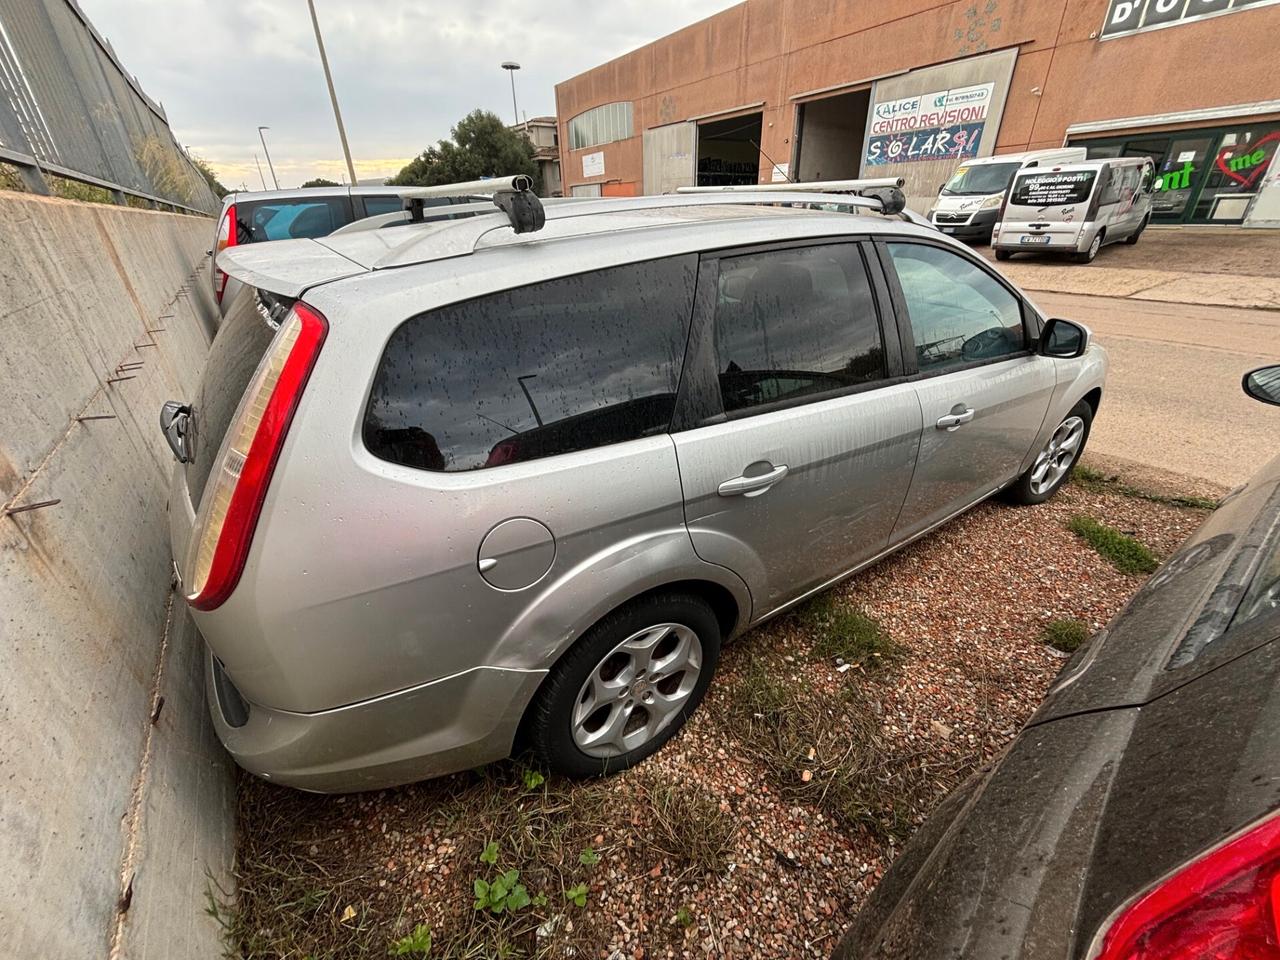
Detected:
left=390, top=110, right=539, bottom=193
left=300, top=177, right=340, bottom=188
left=191, top=156, right=229, bottom=199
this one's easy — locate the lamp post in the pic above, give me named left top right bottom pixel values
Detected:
left=307, top=0, right=358, bottom=186
left=501, top=61, right=521, bottom=128
left=257, top=126, right=279, bottom=189
left=254, top=153, right=267, bottom=190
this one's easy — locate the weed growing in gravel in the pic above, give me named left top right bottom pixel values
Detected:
left=728, top=657, right=963, bottom=844
left=799, top=593, right=902, bottom=668
left=1072, top=466, right=1219, bottom=511
left=676, top=905, right=695, bottom=928
left=1068, top=515, right=1160, bottom=575
left=564, top=882, right=589, bottom=907
left=639, top=779, right=737, bottom=874
left=388, top=923, right=433, bottom=955
left=1042, top=619, right=1089, bottom=653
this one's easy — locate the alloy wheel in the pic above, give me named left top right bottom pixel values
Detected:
left=571, top=622, right=702, bottom=758
left=1029, top=416, right=1086, bottom=495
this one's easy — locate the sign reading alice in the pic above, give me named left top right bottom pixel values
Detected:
left=864, top=82, right=994, bottom=166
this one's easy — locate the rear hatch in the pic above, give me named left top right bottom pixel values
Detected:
left=183, top=242, right=366, bottom=529
left=1001, top=166, right=1099, bottom=248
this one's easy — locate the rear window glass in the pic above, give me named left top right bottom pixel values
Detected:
left=712, top=244, right=884, bottom=414
left=234, top=197, right=351, bottom=242
left=364, top=256, right=696, bottom=472
left=1010, top=170, right=1097, bottom=206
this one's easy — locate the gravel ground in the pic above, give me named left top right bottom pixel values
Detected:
left=228, top=479, right=1208, bottom=959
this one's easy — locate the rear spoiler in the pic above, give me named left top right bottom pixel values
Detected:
left=216, top=240, right=366, bottom=299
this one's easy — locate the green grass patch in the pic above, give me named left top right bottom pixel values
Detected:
left=1042, top=619, right=1089, bottom=654
left=796, top=593, right=903, bottom=669
left=1067, top=515, right=1160, bottom=575
left=1072, top=465, right=1219, bottom=511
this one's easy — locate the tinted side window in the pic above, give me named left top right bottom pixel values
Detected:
left=361, top=195, right=404, bottom=216
left=364, top=257, right=695, bottom=472
left=235, top=198, right=351, bottom=242
left=1100, top=167, right=1124, bottom=205
left=886, top=243, right=1025, bottom=373
left=712, top=244, right=884, bottom=414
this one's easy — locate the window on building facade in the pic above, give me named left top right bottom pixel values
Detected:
left=568, top=102, right=634, bottom=150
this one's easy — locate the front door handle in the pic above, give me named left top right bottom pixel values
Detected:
left=718, top=463, right=789, bottom=497
left=936, top=407, right=975, bottom=431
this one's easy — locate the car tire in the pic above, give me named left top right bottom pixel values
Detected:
left=994, top=249, right=1011, bottom=261
left=524, top=592, right=722, bottom=778
left=1125, top=216, right=1148, bottom=245
left=1002, top=400, right=1093, bottom=506
left=1075, top=232, right=1103, bottom=264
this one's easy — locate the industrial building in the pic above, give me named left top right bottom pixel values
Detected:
left=553, top=0, right=1280, bottom=226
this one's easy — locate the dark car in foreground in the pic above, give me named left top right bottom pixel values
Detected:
left=833, top=365, right=1280, bottom=960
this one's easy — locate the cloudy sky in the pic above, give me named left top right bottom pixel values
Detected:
left=78, top=0, right=733, bottom=189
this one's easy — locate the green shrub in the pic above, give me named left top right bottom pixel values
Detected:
left=1042, top=619, right=1089, bottom=653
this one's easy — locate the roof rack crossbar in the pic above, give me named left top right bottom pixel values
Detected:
left=400, top=174, right=544, bottom=233
left=676, top=178, right=907, bottom=215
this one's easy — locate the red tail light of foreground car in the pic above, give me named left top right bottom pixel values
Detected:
left=184, top=301, right=327, bottom=611
left=1092, top=809, right=1280, bottom=960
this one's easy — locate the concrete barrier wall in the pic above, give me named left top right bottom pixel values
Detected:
left=0, top=193, right=233, bottom=959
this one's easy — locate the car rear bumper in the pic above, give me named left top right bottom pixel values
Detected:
left=205, top=648, right=546, bottom=792
left=994, top=223, right=1094, bottom=253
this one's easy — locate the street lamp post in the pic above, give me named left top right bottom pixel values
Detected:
left=501, top=61, right=521, bottom=128
left=307, top=0, right=358, bottom=187
left=257, top=126, right=279, bottom=189
left=254, top=153, right=267, bottom=190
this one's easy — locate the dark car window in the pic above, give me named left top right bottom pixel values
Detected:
left=364, top=256, right=695, bottom=472
left=886, top=243, right=1025, bottom=373
left=234, top=197, right=351, bottom=242
left=361, top=195, right=405, bottom=216
left=711, top=244, right=883, bottom=415
left=1010, top=170, right=1097, bottom=207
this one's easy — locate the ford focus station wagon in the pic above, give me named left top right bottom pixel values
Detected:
left=166, top=186, right=1107, bottom=792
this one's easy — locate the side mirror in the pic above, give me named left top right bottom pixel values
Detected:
left=1243, top=365, right=1280, bottom=407
left=1039, top=318, right=1089, bottom=359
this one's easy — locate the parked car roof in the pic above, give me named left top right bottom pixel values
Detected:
left=218, top=195, right=943, bottom=297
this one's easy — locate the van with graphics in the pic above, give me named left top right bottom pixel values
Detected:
left=993, top=157, right=1154, bottom=264
left=927, top=148, right=1086, bottom=243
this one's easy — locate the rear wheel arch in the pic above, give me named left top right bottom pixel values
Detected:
left=512, top=578, right=743, bottom=757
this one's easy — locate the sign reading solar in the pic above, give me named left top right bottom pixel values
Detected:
left=1101, top=0, right=1279, bottom=39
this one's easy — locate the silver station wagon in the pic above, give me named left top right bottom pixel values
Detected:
left=163, top=179, right=1107, bottom=792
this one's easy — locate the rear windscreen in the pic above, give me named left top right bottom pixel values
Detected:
left=233, top=197, right=352, bottom=243
left=1009, top=170, right=1097, bottom=207
left=185, top=287, right=278, bottom=506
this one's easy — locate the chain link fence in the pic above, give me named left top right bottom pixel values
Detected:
left=0, top=0, right=218, bottom=214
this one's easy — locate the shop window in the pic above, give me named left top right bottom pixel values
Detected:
left=1192, top=125, right=1280, bottom=223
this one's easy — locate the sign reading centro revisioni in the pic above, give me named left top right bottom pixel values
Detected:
left=865, top=82, right=994, bottom=166
left=1101, top=0, right=1280, bottom=40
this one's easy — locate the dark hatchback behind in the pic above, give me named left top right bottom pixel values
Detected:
left=834, top=369, right=1280, bottom=960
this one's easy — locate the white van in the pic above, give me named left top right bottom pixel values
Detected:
left=993, top=157, right=1155, bottom=264
left=928, top=148, right=1087, bottom=242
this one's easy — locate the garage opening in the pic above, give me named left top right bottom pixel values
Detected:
left=696, top=113, right=763, bottom=186
left=795, top=89, right=870, bottom=182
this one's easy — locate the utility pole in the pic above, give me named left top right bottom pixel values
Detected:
left=257, top=126, right=279, bottom=188
left=501, top=61, right=521, bottom=127
left=307, top=0, right=358, bottom=186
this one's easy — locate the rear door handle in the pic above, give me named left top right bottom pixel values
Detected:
left=936, top=407, right=975, bottom=431
left=718, top=464, right=789, bottom=497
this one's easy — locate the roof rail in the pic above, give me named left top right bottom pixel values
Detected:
left=399, top=174, right=545, bottom=233
left=677, top=177, right=908, bottom=215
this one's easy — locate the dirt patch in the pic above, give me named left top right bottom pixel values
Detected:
left=224, top=481, right=1207, bottom=959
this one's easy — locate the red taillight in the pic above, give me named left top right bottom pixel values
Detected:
left=213, top=203, right=237, bottom=304
left=1092, top=810, right=1280, bottom=960
left=185, top=302, right=327, bottom=611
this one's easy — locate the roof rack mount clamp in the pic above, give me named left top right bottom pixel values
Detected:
left=493, top=188, right=545, bottom=234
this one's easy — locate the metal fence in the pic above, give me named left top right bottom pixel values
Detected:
left=0, top=0, right=218, bottom=214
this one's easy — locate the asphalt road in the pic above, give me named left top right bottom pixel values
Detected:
left=1033, top=291, right=1280, bottom=490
